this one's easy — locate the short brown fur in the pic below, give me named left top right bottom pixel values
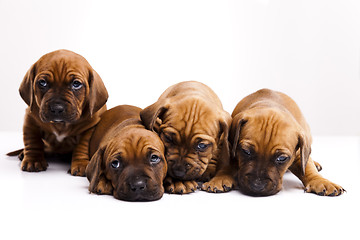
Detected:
left=230, top=89, right=344, bottom=196
left=16, top=49, right=108, bottom=176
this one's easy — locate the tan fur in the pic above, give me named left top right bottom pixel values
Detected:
left=140, top=81, right=233, bottom=194
left=230, top=89, right=344, bottom=196
left=86, top=105, right=167, bottom=201
left=18, top=49, right=108, bottom=176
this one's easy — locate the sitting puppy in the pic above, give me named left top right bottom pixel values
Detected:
left=86, top=105, right=167, bottom=201
left=14, top=49, right=108, bottom=176
left=140, top=81, right=233, bottom=194
left=230, top=89, right=344, bottom=196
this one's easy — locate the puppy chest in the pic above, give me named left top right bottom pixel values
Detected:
left=42, top=131, right=79, bottom=153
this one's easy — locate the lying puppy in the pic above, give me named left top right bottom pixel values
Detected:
left=140, top=81, right=233, bottom=194
left=230, top=89, right=344, bottom=196
left=86, top=105, right=167, bottom=201
left=13, top=49, right=108, bottom=176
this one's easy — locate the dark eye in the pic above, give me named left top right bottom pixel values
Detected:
left=163, top=134, right=173, bottom=144
left=38, top=79, right=47, bottom=88
left=241, top=148, right=251, bottom=156
left=150, top=154, right=161, bottom=165
left=275, top=155, right=289, bottom=164
left=196, top=142, right=209, bottom=151
left=71, top=80, right=82, bottom=90
left=111, top=160, right=120, bottom=169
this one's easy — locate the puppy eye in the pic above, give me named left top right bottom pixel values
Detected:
left=71, top=80, right=83, bottom=90
left=163, top=134, right=173, bottom=144
left=196, top=142, right=209, bottom=151
left=275, top=155, right=289, bottom=164
left=150, top=154, right=161, bottom=165
left=38, top=79, right=48, bottom=88
left=111, top=160, right=121, bottom=169
left=241, top=148, right=251, bottom=156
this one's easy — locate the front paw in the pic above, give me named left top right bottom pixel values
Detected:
left=202, top=175, right=234, bottom=193
left=90, top=177, right=113, bottom=195
left=164, top=177, right=198, bottom=194
left=70, top=160, right=89, bottom=177
left=305, top=178, right=345, bottom=196
left=21, top=157, right=48, bottom=172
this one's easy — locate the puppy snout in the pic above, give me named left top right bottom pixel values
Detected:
left=172, top=166, right=186, bottom=178
left=129, top=177, right=147, bottom=192
left=249, top=178, right=267, bottom=192
left=49, top=102, right=65, bottom=115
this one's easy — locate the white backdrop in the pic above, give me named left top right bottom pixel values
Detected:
left=1, top=0, right=359, bottom=135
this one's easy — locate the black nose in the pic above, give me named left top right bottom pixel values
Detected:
left=249, top=178, right=268, bottom=192
left=172, top=168, right=186, bottom=178
left=129, top=177, right=147, bottom=192
left=49, top=103, right=65, bottom=115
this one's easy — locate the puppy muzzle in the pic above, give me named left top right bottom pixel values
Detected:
left=239, top=174, right=279, bottom=197
left=115, top=176, right=163, bottom=202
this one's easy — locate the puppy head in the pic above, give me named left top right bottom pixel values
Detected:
left=86, top=126, right=167, bottom=201
left=140, top=98, right=231, bottom=181
left=230, top=108, right=311, bottom=196
left=19, top=49, right=108, bottom=123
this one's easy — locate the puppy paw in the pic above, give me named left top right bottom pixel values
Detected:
left=91, top=178, right=113, bottom=195
left=21, top=157, right=48, bottom=172
left=70, top=160, right=88, bottom=177
left=305, top=178, right=345, bottom=196
left=202, top=175, right=234, bottom=193
left=164, top=177, right=198, bottom=194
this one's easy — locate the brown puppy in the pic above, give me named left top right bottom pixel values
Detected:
left=230, top=89, right=344, bottom=196
left=17, top=49, right=108, bottom=176
left=140, top=81, right=233, bottom=194
left=86, top=105, right=167, bottom=201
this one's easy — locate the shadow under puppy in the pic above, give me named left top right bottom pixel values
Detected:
left=86, top=105, right=167, bottom=201
left=140, top=81, right=233, bottom=194
left=230, top=89, right=344, bottom=196
left=8, top=49, right=108, bottom=176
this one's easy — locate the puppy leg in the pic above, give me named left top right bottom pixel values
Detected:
left=201, top=167, right=234, bottom=193
left=70, top=128, right=95, bottom=176
left=21, top=116, right=48, bottom=172
left=290, top=157, right=344, bottom=196
left=164, top=177, right=198, bottom=194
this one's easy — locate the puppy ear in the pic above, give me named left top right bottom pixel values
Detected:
left=140, top=100, right=169, bottom=131
left=88, top=69, right=108, bottom=116
left=19, top=64, right=37, bottom=112
left=86, top=147, right=105, bottom=193
left=218, top=112, right=232, bottom=163
left=297, top=131, right=312, bottom=176
left=229, top=114, right=248, bottom=159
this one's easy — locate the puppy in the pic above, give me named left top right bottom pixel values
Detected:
left=86, top=105, right=167, bottom=201
left=230, top=89, right=344, bottom=196
left=140, top=81, right=233, bottom=194
left=16, top=49, right=108, bottom=176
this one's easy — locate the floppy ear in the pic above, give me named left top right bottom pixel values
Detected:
left=86, top=147, right=105, bottom=193
left=218, top=112, right=232, bottom=164
left=19, top=64, right=37, bottom=112
left=140, top=100, right=169, bottom=131
left=229, top=114, right=248, bottom=159
left=297, top=131, right=312, bottom=176
left=88, top=69, right=108, bottom=116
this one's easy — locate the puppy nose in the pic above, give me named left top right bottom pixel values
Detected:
left=129, top=177, right=147, bottom=192
left=249, top=178, right=267, bottom=192
left=50, top=103, right=65, bottom=115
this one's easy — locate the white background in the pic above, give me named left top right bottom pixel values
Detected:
left=0, top=0, right=360, bottom=135
left=0, top=1, right=359, bottom=240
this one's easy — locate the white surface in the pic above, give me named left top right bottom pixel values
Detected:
left=1, top=132, right=359, bottom=239
left=1, top=0, right=360, bottom=135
